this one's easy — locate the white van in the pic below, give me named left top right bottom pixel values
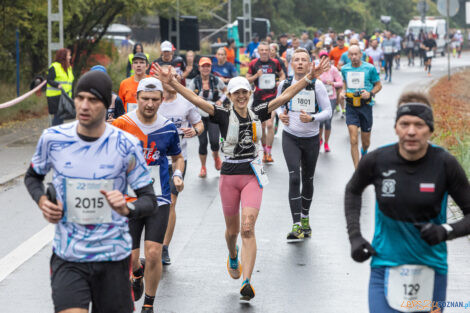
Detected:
left=407, top=17, right=447, bottom=56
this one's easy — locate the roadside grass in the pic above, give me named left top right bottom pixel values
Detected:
left=430, top=69, right=470, bottom=177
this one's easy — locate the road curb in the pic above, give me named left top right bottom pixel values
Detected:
left=0, top=170, right=25, bottom=186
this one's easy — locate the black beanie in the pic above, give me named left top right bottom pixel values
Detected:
left=75, top=70, right=112, bottom=109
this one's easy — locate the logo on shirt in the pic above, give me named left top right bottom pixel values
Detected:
left=99, top=164, right=115, bottom=170
left=64, top=161, right=73, bottom=169
left=382, top=169, right=396, bottom=177
left=381, top=179, right=396, bottom=197
left=420, top=183, right=435, bottom=193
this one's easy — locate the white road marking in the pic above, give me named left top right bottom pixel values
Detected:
left=0, top=224, right=54, bottom=282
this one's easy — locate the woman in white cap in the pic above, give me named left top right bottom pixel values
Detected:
left=152, top=59, right=328, bottom=301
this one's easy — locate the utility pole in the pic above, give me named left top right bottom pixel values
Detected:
left=242, top=0, right=252, bottom=46
left=47, top=0, right=64, bottom=65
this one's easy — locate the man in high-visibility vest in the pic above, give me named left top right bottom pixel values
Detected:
left=46, top=48, right=74, bottom=126
left=119, top=53, right=150, bottom=113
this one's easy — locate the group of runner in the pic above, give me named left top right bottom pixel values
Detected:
left=28, top=27, right=470, bottom=313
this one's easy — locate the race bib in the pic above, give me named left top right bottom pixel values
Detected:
left=384, top=46, right=393, bottom=54
left=250, top=153, right=269, bottom=188
left=407, top=41, right=414, bottom=48
left=127, top=102, right=138, bottom=113
left=347, top=72, right=365, bottom=89
left=325, top=84, right=334, bottom=97
left=65, top=178, right=114, bottom=225
left=289, top=90, right=316, bottom=113
left=426, top=51, right=434, bottom=58
left=385, top=265, right=435, bottom=312
left=259, top=73, right=276, bottom=90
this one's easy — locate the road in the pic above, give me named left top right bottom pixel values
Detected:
left=0, top=53, right=469, bottom=312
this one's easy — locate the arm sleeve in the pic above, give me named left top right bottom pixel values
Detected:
left=24, top=164, right=46, bottom=204
left=47, top=67, right=59, bottom=88
left=130, top=184, right=158, bottom=219
left=445, top=153, right=470, bottom=239
left=344, top=152, right=376, bottom=238
left=312, top=80, right=332, bottom=122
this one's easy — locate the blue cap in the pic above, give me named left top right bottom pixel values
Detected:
left=90, top=65, right=107, bottom=73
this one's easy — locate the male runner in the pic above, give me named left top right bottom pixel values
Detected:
left=119, top=53, right=150, bottom=113
left=345, top=91, right=470, bottom=313
left=113, top=77, right=185, bottom=313
left=24, top=70, right=158, bottom=313
left=341, top=46, right=382, bottom=168
left=246, top=41, right=285, bottom=163
left=158, top=66, right=204, bottom=265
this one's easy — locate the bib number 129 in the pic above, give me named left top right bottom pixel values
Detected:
left=403, top=284, right=420, bottom=297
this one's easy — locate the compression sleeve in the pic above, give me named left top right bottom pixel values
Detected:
left=344, top=152, right=376, bottom=238
left=130, top=184, right=158, bottom=219
left=445, top=154, right=470, bottom=239
left=24, top=164, right=46, bottom=204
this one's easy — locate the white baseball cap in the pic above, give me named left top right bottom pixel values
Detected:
left=137, top=77, right=163, bottom=93
left=160, top=41, right=173, bottom=52
left=324, top=36, right=332, bottom=45
left=344, top=29, right=352, bottom=35
left=227, top=77, right=252, bottom=94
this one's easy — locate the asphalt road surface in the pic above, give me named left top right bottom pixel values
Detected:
left=0, top=53, right=469, bottom=313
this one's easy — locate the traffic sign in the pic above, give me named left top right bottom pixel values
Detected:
left=437, top=0, right=460, bottom=17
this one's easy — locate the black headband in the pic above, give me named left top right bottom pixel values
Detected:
left=396, top=102, right=434, bottom=132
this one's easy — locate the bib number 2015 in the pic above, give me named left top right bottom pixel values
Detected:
left=75, top=197, right=105, bottom=209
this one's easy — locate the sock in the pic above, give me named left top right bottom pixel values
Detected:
left=133, top=265, right=144, bottom=278
left=143, top=294, right=155, bottom=307
left=242, top=278, right=250, bottom=286
left=361, top=148, right=368, bottom=156
left=263, top=144, right=267, bottom=154
left=266, top=146, right=272, bottom=155
left=294, top=222, right=302, bottom=227
left=301, top=213, right=309, bottom=219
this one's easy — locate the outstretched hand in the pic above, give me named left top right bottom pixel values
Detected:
left=151, top=63, right=174, bottom=84
left=308, top=58, right=330, bottom=80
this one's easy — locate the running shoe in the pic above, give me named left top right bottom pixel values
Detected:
left=341, top=109, right=345, bottom=119
left=265, top=154, right=274, bottom=163
left=324, top=142, right=330, bottom=153
left=141, top=305, right=154, bottom=313
left=199, top=166, right=207, bottom=178
left=240, top=279, right=255, bottom=301
left=132, top=259, right=146, bottom=301
left=227, top=245, right=242, bottom=279
left=162, top=245, right=171, bottom=265
left=262, top=153, right=268, bottom=163
left=214, top=156, right=222, bottom=171
left=301, top=217, right=312, bottom=237
left=287, top=224, right=304, bottom=240
left=335, top=105, right=340, bottom=113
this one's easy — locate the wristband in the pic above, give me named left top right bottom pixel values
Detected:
left=442, top=223, right=453, bottom=236
left=173, top=169, right=183, bottom=179
left=369, top=91, right=375, bottom=99
left=304, top=76, right=314, bottom=84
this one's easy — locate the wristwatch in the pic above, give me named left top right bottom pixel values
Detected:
left=369, top=91, right=375, bottom=99
left=442, top=223, right=453, bottom=238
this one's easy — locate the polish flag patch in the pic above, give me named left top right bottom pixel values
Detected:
left=420, top=183, right=435, bottom=192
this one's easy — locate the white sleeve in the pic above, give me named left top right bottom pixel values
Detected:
left=275, top=80, right=286, bottom=115
left=188, top=79, right=196, bottom=91
left=312, top=80, right=332, bottom=123
left=187, top=102, right=202, bottom=125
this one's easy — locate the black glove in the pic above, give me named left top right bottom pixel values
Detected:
left=349, top=235, right=376, bottom=262
left=414, top=223, right=447, bottom=246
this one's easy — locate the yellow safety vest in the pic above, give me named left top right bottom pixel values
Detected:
left=128, top=53, right=150, bottom=75
left=46, top=62, right=74, bottom=97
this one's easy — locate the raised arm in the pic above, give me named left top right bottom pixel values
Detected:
left=152, top=63, right=215, bottom=116
left=267, top=57, right=329, bottom=113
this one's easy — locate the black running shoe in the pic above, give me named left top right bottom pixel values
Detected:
left=301, top=217, right=312, bottom=238
left=240, top=279, right=255, bottom=301
left=162, top=245, right=171, bottom=265
left=132, top=258, right=146, bottom=301
left=141, top=305, right=154, bottom=313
